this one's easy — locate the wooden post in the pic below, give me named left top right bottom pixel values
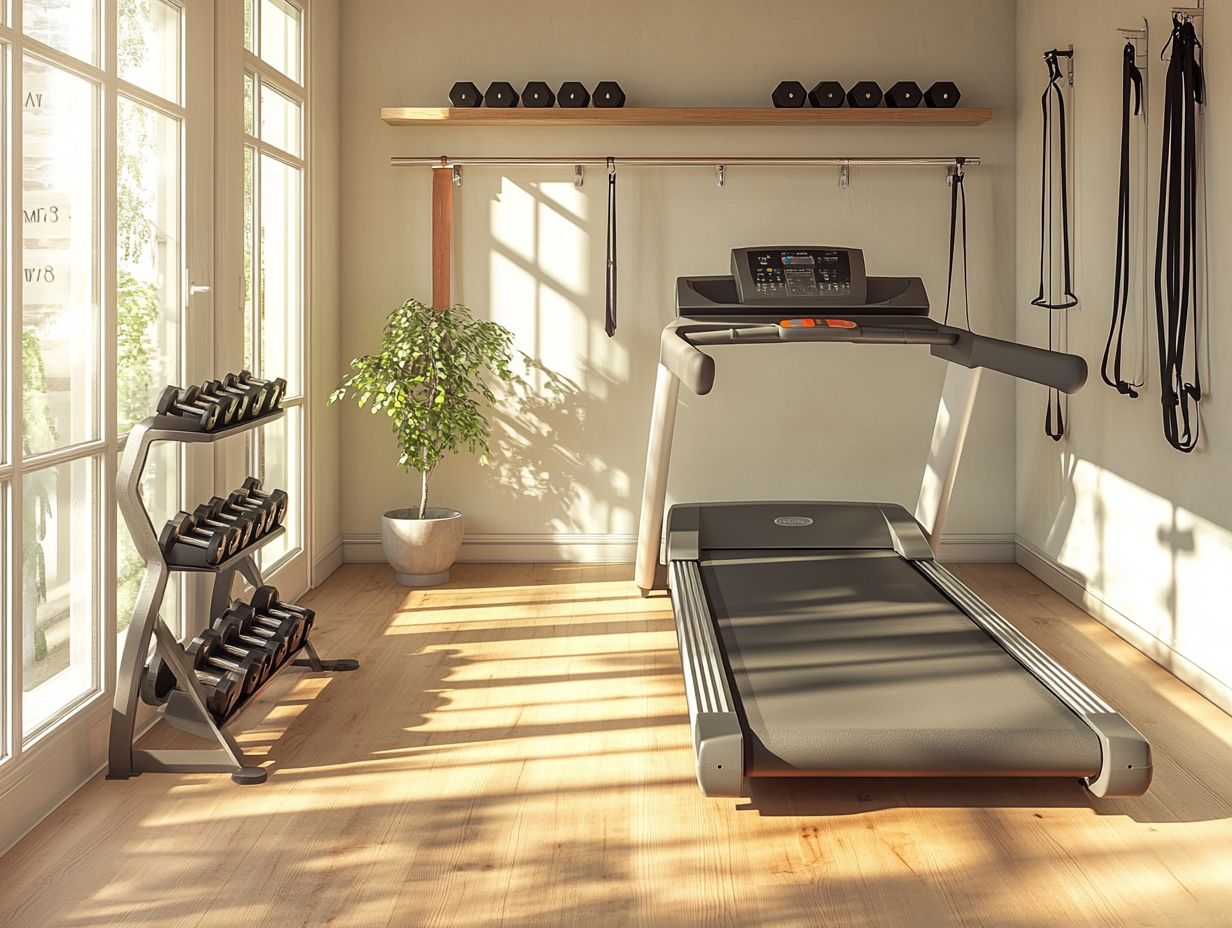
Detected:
left=431, top=163, right=453, bottom=311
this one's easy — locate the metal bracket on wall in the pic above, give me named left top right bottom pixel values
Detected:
left=714, top=164, right=725, bottom=188
left=838, top=161, right=850, bottom=189
left=574, top=164, right=584, bottom=187
left=1118, top=19, right=1149, bottom=127
left=1172, top=1, right=1203, bottom=42
left=451, top=164, right=463, bottom=187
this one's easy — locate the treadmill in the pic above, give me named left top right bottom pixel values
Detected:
left=634, top=246, right=1151, bottom=799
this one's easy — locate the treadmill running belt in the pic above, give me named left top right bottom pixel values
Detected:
left=700, top=550, right=1102, bottom=777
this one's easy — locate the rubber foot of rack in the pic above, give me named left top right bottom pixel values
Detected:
left=293, top=657, right=360, bottom=672
left=232, top=766, right=269, bottom=785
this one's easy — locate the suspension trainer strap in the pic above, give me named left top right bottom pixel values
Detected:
left=1102, top=42, right=1144, bottom=398
left=1154, top=17, right=1204, bottom=452
left=605, top=158, right=618, bottom=338
left=1033, top=52, right=1079, bottom=311
left=943, top=161, right=972, bottom=331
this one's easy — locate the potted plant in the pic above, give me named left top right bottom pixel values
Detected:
left=330, top=299, right=514, bottom=586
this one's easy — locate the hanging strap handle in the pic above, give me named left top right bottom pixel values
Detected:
left=1032, top=51, right=1079, bottom=311
left=1101, top=41, right=1144, bottom=398
left=605, top=157, right=618, bottom=338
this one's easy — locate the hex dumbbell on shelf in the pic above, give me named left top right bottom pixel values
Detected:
left=145, top=654, right=243, bottom=719
left=206, top=496, right=267, bottom=540
left=157, top=512, right=237, bottom=566
left=243, top=597, right=308, bottom=652
left=214, top=608, right=291, bottom=668
left=192, top=503, right=256, bottom=548
left=233, top=370, right=287, bottom=408
left=202, top=624, right=278, bottom=685
left=187, top=631, right=266, bottom=697
left=238, top=478, right=290, bottom=524
left=156, top=384, right=222, bottom=431
left=199, top=379, right=252, bottom=420
left=224, top=491, right=277, bottom=534
left=181, top=384, right=240, bottom=427
left=251, top=585, right=315, bottom=642
left=222, top=372, right=273, bottom=415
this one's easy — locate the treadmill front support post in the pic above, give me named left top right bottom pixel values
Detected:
left=636, top=364, right=680, bottom=593
left=914, top=364, right=982, bottom=554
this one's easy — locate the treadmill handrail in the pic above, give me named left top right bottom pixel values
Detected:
left=660, top=318, right=1088, bottom=395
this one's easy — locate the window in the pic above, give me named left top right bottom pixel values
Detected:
left=2, top=0, right=193, bottom=758
left=243, top=0, right=306, bottom=572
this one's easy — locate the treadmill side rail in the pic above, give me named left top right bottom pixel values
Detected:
left=919, top=561, right=1153, bottom=797
left=669, top=559, right=746, bottom=797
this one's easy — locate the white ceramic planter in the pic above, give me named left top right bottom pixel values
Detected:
left=380, top=508, right=464, bottom=587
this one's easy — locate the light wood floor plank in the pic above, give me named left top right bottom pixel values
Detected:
left=1, top=562, right=1230, bottom=927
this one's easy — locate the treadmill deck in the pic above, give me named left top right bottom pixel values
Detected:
left=700, top=549, right=1103, bottom=777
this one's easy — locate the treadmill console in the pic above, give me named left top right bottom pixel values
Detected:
left=732, top=247, right=868, bottom=307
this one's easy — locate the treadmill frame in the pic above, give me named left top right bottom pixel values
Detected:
left=636, top=307, right=1152, bottom=800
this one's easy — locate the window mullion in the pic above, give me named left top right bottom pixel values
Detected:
left=115, top=78, right=185, bottom=121
left=8, top=14, right=25, bottom=765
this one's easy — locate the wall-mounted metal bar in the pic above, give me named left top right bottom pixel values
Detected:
left=393, top=154, right=981, bottom=169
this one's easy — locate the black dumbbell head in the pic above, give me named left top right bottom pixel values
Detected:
left=885, top=80, right=922, bottom=108
left=593, top=81, right=625, bottom=108
left=557, top=81, right=590, bottom=108
left=808, top=81, right=845, bottom=108
left=215, top=610, right=290, bottom=666
left=483, top=81, right=519, bottom=107
left=141, top=658, right=178, bottom=706
left=522, top=81, right=555, bottom=107
left=925, top=81, right=961, bottom=108
left=449, top=81, right=482, bottom=108
left=846, top=81, right=883, bottom=108
left=772, top=80, right=807, bottom=108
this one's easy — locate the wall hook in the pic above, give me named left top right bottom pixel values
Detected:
left=715, top=164, right=725, bottom=188
left=574, top=164, right=584, bottom=187
left=451, top=165, right=463, bottom=187
left=838, top=161, right=851, bottom=189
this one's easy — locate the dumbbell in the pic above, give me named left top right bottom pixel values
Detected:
left=223, top=603, right=302, bottom=663
left=200, top=379, right=254, bottom=421
left=593, top=81, right=625, bottom=108
left=483, top=81, right=518, bottom=107
left=448, top=81, right=482, bottom=108
left=181, top=384, right=239, bottom=428
left=187, top=630, right=266, bottom=697
left=924, top=81, right=961, bottom=108
left=885, top=81, right=922, bottom=108
left=557, top=82, right=590, bottom=108
left=243, top=596, right=308, bottom=652
left=206, top=496, right=267, bottom=540
left=192, top=503, right=256, bottom=549
left=224, top=491, right=277, bottom=534
left=522, top=81, right=555, bottom=107
left=147, top=653, right=242, bottom=719
left=233, top=371, right=287, bottom=408
left=156, top=384, right=222, bottom=431
left=772, top=81, right=807, bottom=108
left=251, top=586, right=316, bottom=642
left=203, top=624, right=277, bottom=688
left=239, top=477, right=290, bottom=524
left=157, top=512, right=237, bottom=566
left=846, top=81, right=883, bottom=108
left=221, top=373, right=272, bottom=416
left=214, top=607, right=291, bottom=668
left=808, top=81, right=845, bottom=108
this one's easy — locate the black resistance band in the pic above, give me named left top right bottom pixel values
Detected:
left=605, top=158, right=617, bottom=338
left=1102, top=42, right=1144, bottom=398
left=1154, top=17, right=1204, bottom=452
left=1035, top=49, right=1077, bottom=440
left=943, top=160, right=972, bottom=331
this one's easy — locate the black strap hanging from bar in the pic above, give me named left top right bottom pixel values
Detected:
left=943, top=160, right=972, bottom=331
left=605, top=157, right=618, bottom=338
left=1102, top=42, right=1144, bottom=398
left=1035, top=48, right=1077, bottom=441
left=1154, top=16, right=1204, bottom=452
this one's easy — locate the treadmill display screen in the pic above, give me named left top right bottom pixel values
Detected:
left=746, top=249, right=851, bottom=297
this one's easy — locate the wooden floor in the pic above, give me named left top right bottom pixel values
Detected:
left=1, top=563, right=1231, bottom=927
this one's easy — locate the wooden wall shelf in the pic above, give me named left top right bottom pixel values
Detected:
left=381, top=106, right=992, bottom=128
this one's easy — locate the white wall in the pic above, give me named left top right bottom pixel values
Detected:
left=338, top=0, right=1020, bottom=563
left=1014, top=3, right=1232, bottom=710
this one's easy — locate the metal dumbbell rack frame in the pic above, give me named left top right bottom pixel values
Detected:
left=108, top=408, right=358, bottom=785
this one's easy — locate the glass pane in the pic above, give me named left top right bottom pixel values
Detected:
left=253, top=405, right=299, bottom=568
left=23, top=0, right=98, bottom=65
left=22, top=57, right=100, bottom=456
left=243, top=0, right=254, bottom=52
left=259, top=0, right=301, bottom=83
left=22, top=456, right=99, bottom=738
left=117, top=96, right=182, bottom=435
left=0, top=483, right=7, bottom=760
left=117, top=443, right=180, bottom=640
left=258, top=81, right=300, bottom=157
left=243, top=71, right=255, bottom=136
left=258, top=153, right=301, bottom=393
left=118, top=0, right=182, bottom=105
left=243, top=145, right=254, bottom=370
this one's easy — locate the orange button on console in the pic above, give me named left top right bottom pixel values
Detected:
left=824, top=318, right=858, bottom=329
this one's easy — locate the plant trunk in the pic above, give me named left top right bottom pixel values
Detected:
left=419, top=445, right=429, bottom=519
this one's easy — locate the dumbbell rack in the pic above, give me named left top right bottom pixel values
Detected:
left=108, top=409, right=358, bottom=785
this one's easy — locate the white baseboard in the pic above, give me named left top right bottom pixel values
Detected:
left=341, top=531, right=1015, bottom=565
left=1016, top=537, right=1232, bottom=716
left=312, top=534, right=344, bottom=586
